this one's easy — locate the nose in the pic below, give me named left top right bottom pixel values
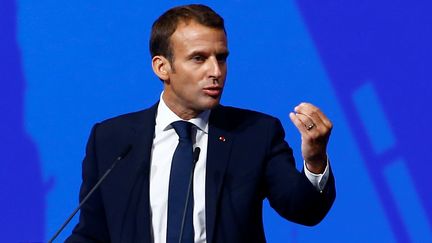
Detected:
left=208, top=56, right=222, bottom=80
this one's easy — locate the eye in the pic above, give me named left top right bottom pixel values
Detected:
left=216, top=53, right=228, bottom=64
left=192, top=55, right=206, bottom=62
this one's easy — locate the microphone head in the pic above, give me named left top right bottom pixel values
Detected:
left=193, top=147, right=201, bottom=164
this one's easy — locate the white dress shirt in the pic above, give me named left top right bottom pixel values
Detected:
left=149, top=94, right=329, bottom=243
left=150, top=96, right=209, bottom=243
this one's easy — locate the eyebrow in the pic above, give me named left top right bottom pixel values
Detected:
left=216, top=51, right=229, bottom=58
left=187, top=50, right=230, bottom=58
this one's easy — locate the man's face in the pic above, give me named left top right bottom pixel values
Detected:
left=159, top=21, right=228, bottom=119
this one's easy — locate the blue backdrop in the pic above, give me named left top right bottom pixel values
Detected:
left=1, top=0, right=431, bottom=242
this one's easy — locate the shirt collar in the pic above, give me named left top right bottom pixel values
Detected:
left=156, top=92, right=210, bottom=133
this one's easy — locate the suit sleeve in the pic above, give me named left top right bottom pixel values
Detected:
left=65, top=124, right=111, bottom=242
left=264, top=118, right=336, bottom=226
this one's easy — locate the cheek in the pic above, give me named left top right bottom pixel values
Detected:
left=175, top=76, right=202, bottom=98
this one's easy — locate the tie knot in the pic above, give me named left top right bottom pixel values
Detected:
left=171, top=121, right=192, bottom=140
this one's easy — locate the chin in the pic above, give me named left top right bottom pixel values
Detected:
left=192, top=94, right=222, bottom=111
left=200, top=99, right=220, bottom=110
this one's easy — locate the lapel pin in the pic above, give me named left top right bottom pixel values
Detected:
left=219, top=136, right=226, bottom=142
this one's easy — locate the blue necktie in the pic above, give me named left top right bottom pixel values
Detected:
left=167, top=121, right=194, bottom=243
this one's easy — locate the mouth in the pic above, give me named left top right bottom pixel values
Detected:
left=203, top=86, right=223, bottom=97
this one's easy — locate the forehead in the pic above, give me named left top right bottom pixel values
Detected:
left=170, top=21, right=228, bottom=55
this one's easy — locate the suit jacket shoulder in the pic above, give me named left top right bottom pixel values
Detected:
left=210, top=104, right=284, bottom=132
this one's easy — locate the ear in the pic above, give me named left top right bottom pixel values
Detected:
left=151, top=55, right=171, bottom=82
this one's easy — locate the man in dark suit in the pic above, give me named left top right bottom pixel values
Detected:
left=66, top=4, right=335, bottom=243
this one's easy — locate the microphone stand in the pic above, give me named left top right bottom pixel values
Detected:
left=178, top=147, right=201, bottom=243
left=48, top=145, right=132, bottom=243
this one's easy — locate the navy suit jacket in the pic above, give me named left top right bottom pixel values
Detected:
left=66, top=103, right=335, bottom=243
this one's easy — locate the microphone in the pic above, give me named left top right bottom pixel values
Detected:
left=48, top=145, right=133, bottom=243
left=193, top=147, right=201, bottom=165
left=178, top=147, right=201, bottom=243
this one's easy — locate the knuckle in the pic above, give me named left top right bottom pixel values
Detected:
left=321, top=127, right=330, bottom=136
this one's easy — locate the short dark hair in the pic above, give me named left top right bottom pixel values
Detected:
left=149, top=4, right=226, bottom=62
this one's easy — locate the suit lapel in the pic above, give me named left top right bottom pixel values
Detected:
left=112, top=103, right=157, bottom=242
left=205, top=106, right=233, bottom=243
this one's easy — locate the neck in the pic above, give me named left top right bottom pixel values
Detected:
left=162, top=94, right=202, bottom=120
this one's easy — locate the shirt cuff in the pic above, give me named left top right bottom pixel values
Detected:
left=303, top=157, right=330, bottom=193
